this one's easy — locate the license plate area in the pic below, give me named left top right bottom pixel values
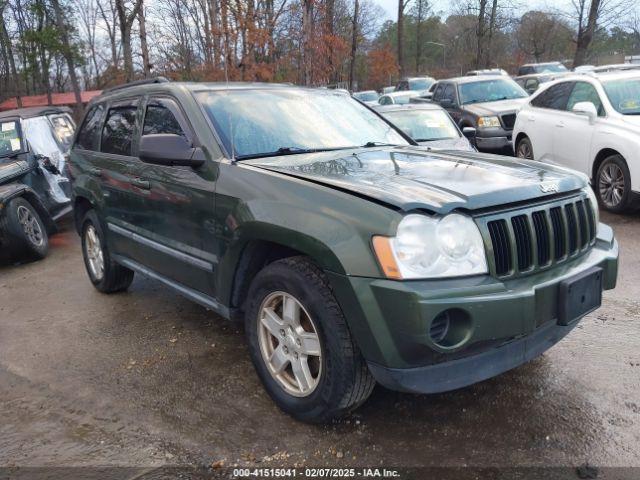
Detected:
left=558, top=267, right=603, bottom=326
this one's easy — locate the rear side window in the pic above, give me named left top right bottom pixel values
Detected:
left=75, top=105, right=104, bottom=151
left=531, top=82, right=574, bottom=110
left=101, top=103, right=138, bottom=156
left=442, top=84, right=456, bottom=103
left=518, top=66, right=534, bottom=76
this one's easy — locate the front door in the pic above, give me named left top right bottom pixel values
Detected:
left=552, top=81, right=601, bottom=175
left=131, top=96, right=219, bottom=296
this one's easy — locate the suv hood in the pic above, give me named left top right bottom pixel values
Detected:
left=464, top=98, right=527, bottom=116
left=245, top=147, right=586, bottom=213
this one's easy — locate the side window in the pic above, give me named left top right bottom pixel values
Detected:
left=101, top=102, right=138, bottom=156
left=432, top=84, right=445, bottom=101
left=442, top=84, right=456, bottom=103
left=531, top=82, right=574, bottom=110
left=567, top=82, right=605, bottom=116
left=142, top=98, right=188, bottom=139
left=75, top=105, right=104, bottom=151
left=380, top=96, right=391, bottom=105
left=525, top=78, right=539, bottom=93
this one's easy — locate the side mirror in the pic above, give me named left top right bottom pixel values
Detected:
left=139, top=134, right=205, bottom=168
left=572, top=102, right=598, bottom=122
left=462, top=127, right=477, bottom=140
left=462, top=126, right=477, bottom=148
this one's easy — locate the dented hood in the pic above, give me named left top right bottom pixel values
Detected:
left=245, top=147, right=587, bottom=213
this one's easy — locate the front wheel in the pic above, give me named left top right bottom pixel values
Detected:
left=1, top=197, right=49, bottom=260
left=516, top=136, right=534, bottom=159
left=596, top=154, right=635, bottom=213
left=245, top=256, right=375, bottom=423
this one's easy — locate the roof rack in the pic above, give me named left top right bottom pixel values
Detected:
left=103, top=77, right=170, bottom=94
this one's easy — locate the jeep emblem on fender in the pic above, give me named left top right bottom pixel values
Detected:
left=540, top=182, right=560, bottom=193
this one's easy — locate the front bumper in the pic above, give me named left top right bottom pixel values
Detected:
left=475, top=128, right=512, bottom=151
left=327, top=224, right=618, bottom=394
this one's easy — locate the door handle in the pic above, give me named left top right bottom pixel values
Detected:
left=556, top=122, right=565, bottom=128
left=87, top=167, right=102, bottom=177
left=527, top=115, right=535, bottom=122
left=130, top=178, right=151, bottom=190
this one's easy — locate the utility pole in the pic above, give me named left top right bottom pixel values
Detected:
left=426, top=41, right=445, bottom=69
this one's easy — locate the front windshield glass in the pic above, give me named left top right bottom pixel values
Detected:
left=537, top=63, right=568, bottom=73
left=459, top=78, right=528, bottom=104
left=196, top=89, right=408, bottom=158
left=603, top=78, right=640, bottom=114
left=384, top=109, right=460, bottom=142
left=354, top=91, right=378, bottom=102
left=0, top=120, right=23, bottom=158
left=409, top=78, right=434, bottom=91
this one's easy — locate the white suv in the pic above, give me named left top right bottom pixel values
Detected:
left=513, top=71, right=640, bottom=212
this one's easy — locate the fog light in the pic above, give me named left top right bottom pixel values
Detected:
left=429, top=308, right=473, bottom=348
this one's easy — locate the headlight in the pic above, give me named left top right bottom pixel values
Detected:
left=585, top=186, right=600, bottom=227
left=477, top=116, right=501, bottom=128
left=372, top=213, right=488, bottom=279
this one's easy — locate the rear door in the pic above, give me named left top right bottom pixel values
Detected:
left=132, top=96, right=218, bottom=295
left=524, top=81, right=574, bottom=162
left=97, top=98, right=151, bottom=263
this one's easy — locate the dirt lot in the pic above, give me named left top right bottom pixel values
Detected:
left=1, top=212, right=639, bottom=474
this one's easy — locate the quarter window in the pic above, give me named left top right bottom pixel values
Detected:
left=567, top=82, right=605, bottom=116
left=75, top=105, right=104, bottom=151
left=101, top=103, right=138, bottom=156
left=531, top=82, right=574, bottom=110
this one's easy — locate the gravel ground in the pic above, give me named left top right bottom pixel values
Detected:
left=0, top=211, right=639, bottom=476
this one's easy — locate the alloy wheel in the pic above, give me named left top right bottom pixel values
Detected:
left=85, top=224, right=105, bottom=281
left=257, top=291, right=322, bottom=397
left=517, top=140, right=532, bottom=159
left=17, top=205, right=43, bottom=247
left=599, top=163, right=625, bottom=208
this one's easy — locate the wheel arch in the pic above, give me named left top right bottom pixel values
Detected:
left=592, top=148, right=624, bottom=183
left=515, top=132, right=529, bottom=148
left=0, top=184, right=55, bottom=233
left=73, top=195, right=94, bottom=234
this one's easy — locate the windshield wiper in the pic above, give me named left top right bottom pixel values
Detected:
left=361, top=141, right=399, bottom=148
left=235, top=146, right=352, bottom=161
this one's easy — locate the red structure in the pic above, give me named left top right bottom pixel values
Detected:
left=0, top=91, right=102, bottom=111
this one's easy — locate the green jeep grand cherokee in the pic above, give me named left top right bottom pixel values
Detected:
left=68, top=79, right=619, bottom=422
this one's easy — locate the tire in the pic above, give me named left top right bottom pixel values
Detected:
left=1, top=197, right=49, bottom=260
left=245, top=256, right=375, bottom=423
left=596, top=154, right=635, bottom=213
left=516, top=136, right=534, bottom=160
left=81, top=209, right=134, bottom=293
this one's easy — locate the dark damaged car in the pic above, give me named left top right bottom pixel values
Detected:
left=69, top=81, right=618, bottom=422
left=0, top=107, right=75, bottom=261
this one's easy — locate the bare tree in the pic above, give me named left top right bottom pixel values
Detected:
left=97, top=0, right=120, bottom=69
left=349, top=0, right=359, bottom=90
left=138, top=0, right=151, bottom=76
left=115, top=0, right=144, bottom=81
left=50, top=0, right=83, bottom=113
left=0, top=0, right=22, bottom=106
left=396, top=0, right=410, bottom=76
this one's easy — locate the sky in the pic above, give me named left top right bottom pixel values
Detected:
left=374, top=0, right=568, bottom=23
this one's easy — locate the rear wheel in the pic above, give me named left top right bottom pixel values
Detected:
left=245, top=256, right=375, bottom=423
left=81, top=209, right=134, bottom=293
left=516, top=136, right=534, bottom=160
left=596, top=154, right=634, bottom=213
left=1, top=197, right=49, bottom=260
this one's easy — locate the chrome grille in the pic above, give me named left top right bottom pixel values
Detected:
left=480, top=194, right=597, bottom=279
